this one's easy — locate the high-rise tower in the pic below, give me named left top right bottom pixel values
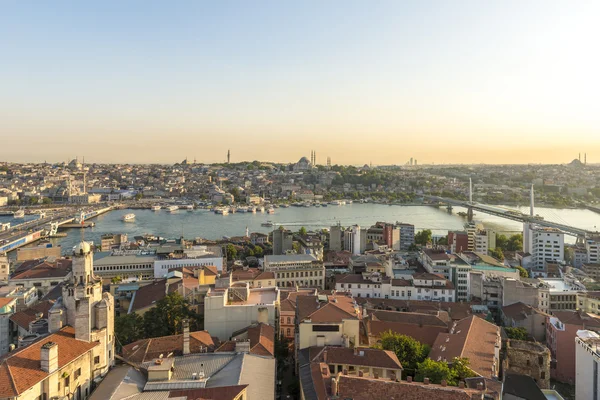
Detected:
left=227, top=149, right=230, bottom=164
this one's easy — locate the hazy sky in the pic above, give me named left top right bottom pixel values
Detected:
left=1, top=1, right=599, bottom=165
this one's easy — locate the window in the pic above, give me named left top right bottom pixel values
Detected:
left=94, top=356, right=100, bottom=364
left=312, top=325, right=340, bottom=332
left=287, top=328, right=291, bottom=336
left=74, top=368, right=81, bottom=379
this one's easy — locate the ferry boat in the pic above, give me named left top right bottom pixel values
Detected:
left=329, top=200, right=341, bottom=206
left=123, top=213, right=136, bottom=222
left=215, top=207, right=229, bottom=215
left=151, top=205, right=161, bottom=211
left=261, top=221, right=274, bottom=227
left=14, top=209, right=25, bottom=218
left=167, top=205, right=179, bottom=212
left=181, top=204, right=194, bottom=211
left=267, top=207, right=275, bottom=214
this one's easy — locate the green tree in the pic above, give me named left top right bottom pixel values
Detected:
left=516, top=266, right=529, bottom=278
left=299, top=226, right=307, bottom=236
left=29, top=196, right=39, bottom=205
left=490, top=247, right=505, bottom=261
left=111, top=275, right=123, bottom=284
left=135, top=193, right=143, bottom=201
left=507, top=234, right=523, bottom=251
left=416, top=358, right=457, bottom=385
left=496, top=234, right=509, bottom=251
left=372, top=331, right=430, bottom=372
left=408, top=243, right=419, bottom=252
left=142, top=292, right=202, bottom=338
left=42, top=197, right=52, bottom=205
left=437, top=236, right=448, bottom=246
left=253, top=245, right=263, bottom=257
left=451, top=357, right=476, bottom=382
left=226, top=244, right=238, bottom=260
left=505, top=327, right=529, bottom=341
left=292, top=242, right=301, bottom=254
left=414, top=229, right=432, bottom=246
left=115, top=313, right=144, bottom=346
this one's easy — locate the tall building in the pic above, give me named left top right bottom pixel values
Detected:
left=344, top=225, right=362, bottom=255
left=448, top=231, right=469, bottom=253
left=0, top=241, right=115, bottom=400
left=576, top=330, right=600, bottom=400
left=227, top=149, right=230, bottom=163
left=329, top=224, right=343, bottom=251
left=586, top=235, right=600, bottom=264
left=396, top=223, right=415, bottom=250
left=272, top=228, right=294, bottom=255
left=524, top=224, right=565, bottom=277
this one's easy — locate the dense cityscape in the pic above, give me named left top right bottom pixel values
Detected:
left=1, top=156, right=600, bottom=400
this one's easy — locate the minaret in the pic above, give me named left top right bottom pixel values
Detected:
left=579, top=153, right=581, bottom=162
left=314, top=151, right=316, bottom=166
left=585, top=153, right=587, bottom=165
left=530, top=184, right=535, bottom=216
left=245, top=226, right=249, bottom=237
left=227, top=149, right=230, bottom=164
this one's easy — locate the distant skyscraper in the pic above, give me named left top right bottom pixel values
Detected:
left=227, top=149, right=230, bottom=164
left=410, top=157, right=413, bottom=166
left=327, top=156, right=331, bottom=168
left=415, top=159, right=418, bottom=166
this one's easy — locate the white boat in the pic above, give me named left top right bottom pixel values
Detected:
left=303, top=202, right=311, bottom=208
left=167, top=205, right=179, bottom=212
left=259, top=206, right=265, bottom=213
left=14, top=209, right=25, bottom=218
left=180, top=204, right=194, bottom=210
left=215, top=208, right=229, bottom=215
left=238, top=207, right=248, bottom=213
left=151, top=205, right=161, bottom=211
left=267, top=207, right=275, bottom=214
left=123, top=213, right=136, bottom=222
left=329, top=200, right=341, bottom=206
left=261, top=221, right=274, bottom=227
left=347, top=200, right=353, bottom=204
left=281, top=204, right=290, bottom=208
left=249, top=207, right=257, bottom=214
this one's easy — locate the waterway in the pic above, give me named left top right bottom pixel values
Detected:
left=2, top=204, right=597, bottom=254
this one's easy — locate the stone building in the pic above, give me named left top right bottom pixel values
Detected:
left=503, top=339, right=551, bottom=389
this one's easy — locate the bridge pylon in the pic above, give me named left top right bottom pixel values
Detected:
left=467, top=206, right=474, bottom=222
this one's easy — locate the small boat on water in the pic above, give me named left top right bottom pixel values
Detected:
left=166, top=205, right=179, bottom=212
left=267, top=207, right=275, bottom=214
left=151, top=205, right=161, bottom=211
left=259, top=206, right=265, bottom=213
left=215, top=208, right=229, bottom=215
left=329, top=200, right=341, bottom=206
left=281, top=204, right=290, bottom=208
left=123, top=213, right=136, bottom=222
left=303, top=202, right=311, bottom=208
left=229, top=207, right=237, bottom=214
left=180, top=204, right=194, bottom=211
left=249, top=207, right=257, bottom=214
left=14, top=209, right=25, bottom=218
left=238, top=207, right=248, bottom=213
left=261, top=221, right=274, bottom=227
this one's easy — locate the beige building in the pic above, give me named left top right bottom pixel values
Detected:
left=204, top=283, right=279, bottom=341
left=16, top=245, right=62, bottom=262
left=501, top=302, right=549, bottom=342
left=264, top=254, right=325, bottom=289
left=577, top=291, right=600, bottom=315
left=0, top=241, right=115, bottom=400
left=0, top=253, right=8, bottom=283
left=296, top=294, right=361, bottom=351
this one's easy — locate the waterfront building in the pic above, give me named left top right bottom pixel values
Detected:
left=100, top=233, right=128, bottom=251
left=204, top=283, right=279, bottom=341
left=16, top=244, right=62, bottom=262
left=263, top=254, right=325, bottom=289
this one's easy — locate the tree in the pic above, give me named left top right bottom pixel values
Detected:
left=507, top=234, right=523, bottom=251
left=505, top=327, right=529, bottom=341
left=372, top=331, right=430, bottom=372
left=408, top=243, right=419, bottom=252
left=135, top=193, right=143, bottom=201
left=292, top=242, right=301, bottom=254
left=451, top=357, right=476, bottom=382
left=516, top=266, right=529, bottom=278
left=29, top=196, right=39, bottom=205
left=414, top=229, right=432, bottom=246
left=496, top=234, right=509, bottom=251
left=115, top=313, right=144, bottom=347
left=299, top=226, right=307, bottom=236
left=226, top=244, right=237, bottom=260
left=111, top=275, right=123, bottom=284
left=490, top=247, right=505, bottom=261
left=253, top=245, right=263, bottom=257
left=437, top=236, right=448, bottom=246
left=142, top=292, right=202, bottom=338
left=42, top=197, right=52, bottom=205
left=416, top=358, right=456, bottom=385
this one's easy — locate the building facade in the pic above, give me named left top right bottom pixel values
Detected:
left=264, top=254, right=325, bottom=289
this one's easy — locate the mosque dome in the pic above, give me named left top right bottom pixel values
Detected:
left=74, top=241, right=92, bottom=255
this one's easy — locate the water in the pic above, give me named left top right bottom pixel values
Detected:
left=39, top=204, right=600, bottom=253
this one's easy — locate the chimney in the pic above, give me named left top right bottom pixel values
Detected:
left=441, top=380, right=447, bottom=387
left=343, top=369, right=348, bottom=375
left=358, top=370, right=363, bottom=377
left=407, top=376, right=412, bottom=383
left=182, top=319, right=190, bottom=355
left=323, top=350, right=328, bottom=364
left=424, top=377, right=430, bottom=385
left=459, top=381, right=465, bottom=389
left=40, top=342, right=58, bottom=373
left=235, top=340, right=251, bottom=353
left=331, top=377, right=338, bottom=396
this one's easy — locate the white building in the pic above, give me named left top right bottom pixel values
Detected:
left=575, top=330, right=600, bottom=400
left=587, top=236, right=600, bottom=264
left=263, top=254, right=325, bottom=289
left=154, top=248, right=224, bottom=277
left=523, top=224, right=564, bottom=276
left=344, top=225, right=362, bottom=255
left=204, top=283, right=279, bottom=341
left=473, top=229, right=496, bottom=254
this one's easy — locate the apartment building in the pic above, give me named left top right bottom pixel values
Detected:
left=523, top=224, right=564, bottom=276
left=575, top=330, right=600, bottom=400
left=264, top=254, right=325, bottom=289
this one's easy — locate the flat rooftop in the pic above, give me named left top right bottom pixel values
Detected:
left=540, top=279, right=581, bottom=292
left=94, top=253, right=156, bottom=266
left=265, top=254, right=317, bottom=263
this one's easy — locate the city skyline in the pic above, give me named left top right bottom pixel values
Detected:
left=1, top=1, right=599, bottom=164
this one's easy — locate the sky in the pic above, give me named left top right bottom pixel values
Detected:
left=1, top=1, right=599, bottom=165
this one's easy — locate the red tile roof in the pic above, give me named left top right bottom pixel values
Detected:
left=9, top=300, right=55, bottom=330
left=11, top=259, right=72, bottom=280
left=0, top=327, right=98, bottom=397
left=122, top=331, right=216, bottom=364
left=314, top=347, right=402, bottom=370
left=215, top=323, right=275, bottom=357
